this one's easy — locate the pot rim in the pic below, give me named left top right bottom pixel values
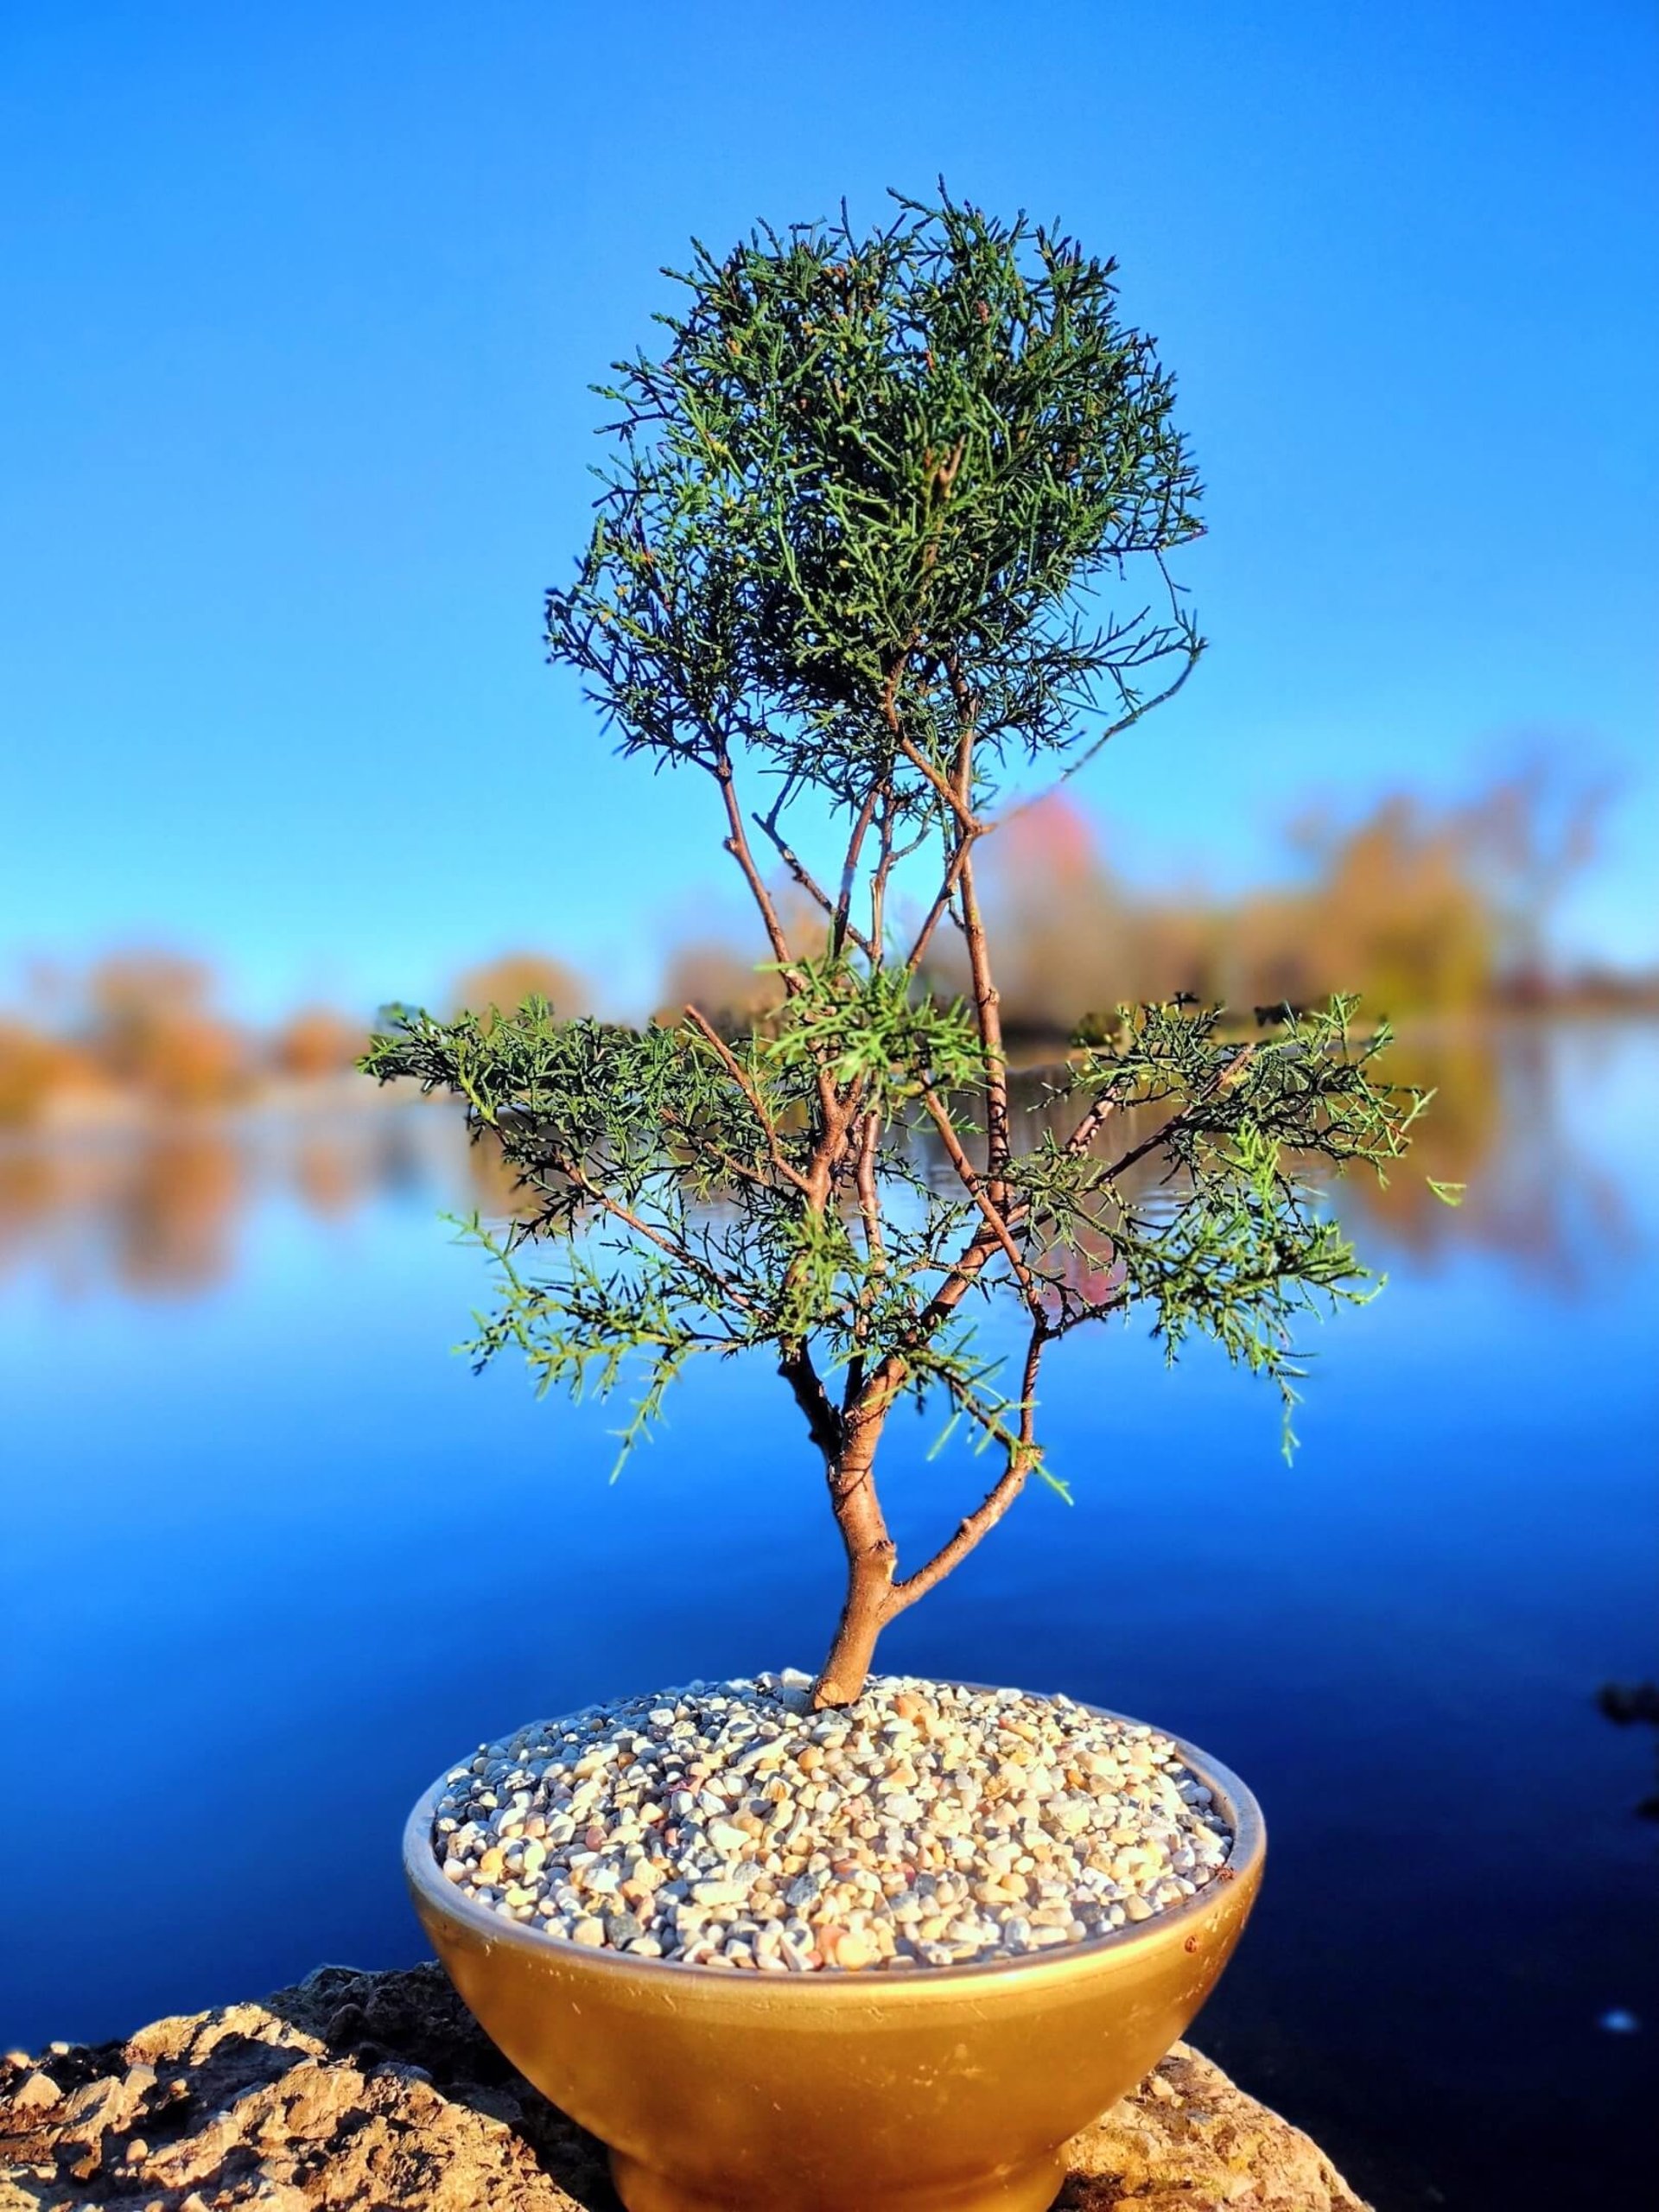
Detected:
left=404, top=1691, right=1265, bottom=1999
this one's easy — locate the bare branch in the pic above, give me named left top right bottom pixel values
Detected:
left=832, top=778, right=884, bottom=957
left=779, top=1340, right=842, bottom=1463
left=750, top=799, right=874, bottom=958
left=919, top=1086, right=1046, bottom=1324
left=713, top=751, right=798, bottom=979
left=683, top=1001, right=814, bottom=1194
left=889, top=1326, right=1047, bottom=1610
left=1064, top=1091, right=1119, bottom=1157
left=903, top=826, right=976, bottom=976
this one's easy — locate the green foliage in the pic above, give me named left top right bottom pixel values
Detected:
left=364, top=188, right=1429, bottom=1637
left=545, top=188, right=1203, bottom=816
left=365, top=987, right=1421, bottom=1474
left=1020, top=999, right=1427, bottom=1453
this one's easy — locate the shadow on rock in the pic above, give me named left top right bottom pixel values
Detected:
left=2, top=1962, right=1368, bottom=2210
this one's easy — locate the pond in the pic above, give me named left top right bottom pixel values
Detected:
left=2, top=1021, right=1654, bottom=2209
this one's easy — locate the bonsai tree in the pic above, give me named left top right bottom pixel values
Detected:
left=365, top=192, right=1424, bottom=1709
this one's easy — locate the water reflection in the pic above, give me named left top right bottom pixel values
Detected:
left=0, top=1109, right=451, bottom=1295
left=0, top=1021, right=1649, bottom=1299
left=1598, top=1683, right=1659, bottom=1825
left=1338, top=1021, right=1637, bottom=1285
left=3, top=1019, right=1653, bottom=2211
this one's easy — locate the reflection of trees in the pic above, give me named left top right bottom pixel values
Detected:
left=0, top=1116, right=419, bottom=1294
left=0, top=1147, right=58, bottom=1277
left=293, top=1136, right=359, bottom=1217
left=461, top=1125, right=543, bottom=1222
left=1338, top=1023, right=1634, bottom=1288
left=1597, top=1684, right=1659, bottom=1825
left=988, top=1024, right=1637, bottom=1294
left=0, top=1134, right=244, bottom=1294
left=114, top=1135, right=244, bottom=1292
left=0, top=1024, right=1643, bottom=1296
left=1333, top=1026, right=1503, bottom=1252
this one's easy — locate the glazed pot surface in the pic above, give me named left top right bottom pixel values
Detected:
left=404, top=1706, right=1265, bottom=2212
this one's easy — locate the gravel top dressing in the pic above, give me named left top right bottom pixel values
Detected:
left=431, top=1674, right=1234, bottom=1974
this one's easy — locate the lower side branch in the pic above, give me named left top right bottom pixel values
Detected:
left=805, top=1328, right=1050, bottom=1707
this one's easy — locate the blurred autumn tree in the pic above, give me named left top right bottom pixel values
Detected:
left=931, top=761, right=1614, bottom=1035
left=270, top=1007, right=370, bottom=1082
left=0, top=1022, right=96, bottom=1128
left=453, top=952, right=590, bottom=1028
left=86, top=955, right=251, bottom=1108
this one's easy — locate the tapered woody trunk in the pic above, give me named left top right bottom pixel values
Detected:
left=810, top=1421, right=898, bottom=1708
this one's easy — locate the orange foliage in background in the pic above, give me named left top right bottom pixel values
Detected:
left=951, top=765, right=1625, bottom=1036
left=87, top=955, right=252, bottom=1106
left=0, top=948, right=594, bottom=1129
left=0, top=766, right=1641, bottom=1133
left=271, top=1007, right=369, bottom=1081
left=0, top=953, right=363, bottom=1129
left=453, top=951, right=590, bottom=1026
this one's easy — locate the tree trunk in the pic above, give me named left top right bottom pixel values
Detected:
left=812, top=1536, right=895, bottom=1707
left=810, top=1427, right=896, bottom=1707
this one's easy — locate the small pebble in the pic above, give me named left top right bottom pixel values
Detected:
left=432, top=1673, right=1232, bottom=1975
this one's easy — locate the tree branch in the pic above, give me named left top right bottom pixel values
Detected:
left=713, top=750, right=798, bottom=979
left=682, top=1002, right=814, bottom=1194
left=903, top=825, right=975, bottom=976
left=1103, top=1043, right=1255, bottom=1182
left=888, top=1325, right=1046, bottom=1611
left=752, top=798, right=874, bottom=962
left=779, top=1340, right=842, bottom=1464
left=919, top=1085, right=1045, bottom=1324
left=1064, top=1091, right=1119, bottom=1157
left=832, top=778, right=884, bottom=957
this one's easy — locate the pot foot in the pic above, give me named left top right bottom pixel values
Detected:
left=608, top=2145, right=1066, bottom=2212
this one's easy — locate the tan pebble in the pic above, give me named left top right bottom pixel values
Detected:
left=835, top=1929, right=879, bottom=1969
left=476, top=1847, right=505, bottom=1883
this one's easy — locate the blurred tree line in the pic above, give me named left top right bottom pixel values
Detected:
left=660, top=764, right=1638, bottom=1034
left=968, top=764, right=1622, bottom=1039
left=1, top=764, right=1645, bottom=1134
left=0, top=951, right=588, bottom=1128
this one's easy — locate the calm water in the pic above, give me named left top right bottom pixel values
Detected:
left=3, top=1024, right=1655, bottom=2209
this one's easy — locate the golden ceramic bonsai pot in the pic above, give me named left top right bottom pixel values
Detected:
left=404, top=1707, right=1264, bottom=2212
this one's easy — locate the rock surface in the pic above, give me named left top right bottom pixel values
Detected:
left=1, top=1962, right=1369, bottom=2211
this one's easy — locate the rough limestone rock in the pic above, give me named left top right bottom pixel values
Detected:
left=1, top=1962, right=1369, bottom=2211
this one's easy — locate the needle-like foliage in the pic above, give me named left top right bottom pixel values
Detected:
left=364, top=189, right=1427, bottom=1705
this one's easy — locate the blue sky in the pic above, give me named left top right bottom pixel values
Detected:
left=3, top=1, right=1655, bottom=1017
